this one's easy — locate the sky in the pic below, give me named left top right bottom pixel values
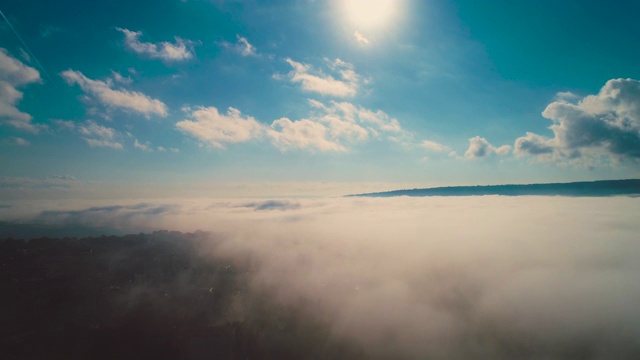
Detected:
left=1, top=0, right=640, bottom=198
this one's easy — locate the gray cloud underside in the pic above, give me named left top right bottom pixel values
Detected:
left=515, top=78, right=640, bottom=164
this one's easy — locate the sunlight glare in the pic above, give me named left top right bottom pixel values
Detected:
left=340, top=0, right=402, bottom=31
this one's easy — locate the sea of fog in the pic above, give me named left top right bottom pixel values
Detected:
left=2, top=195, right=640, bottom=358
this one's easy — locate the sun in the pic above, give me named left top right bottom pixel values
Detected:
left=338, top=0, right=403, bottom=32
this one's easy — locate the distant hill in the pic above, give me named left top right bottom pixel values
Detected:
left=348, top=179, right=640, bottom=198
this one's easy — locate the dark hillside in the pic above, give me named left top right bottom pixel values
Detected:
left=0, top=232, right=363, bottom=360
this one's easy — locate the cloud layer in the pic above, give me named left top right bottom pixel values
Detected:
left=3, top=196, right=640, bottom=358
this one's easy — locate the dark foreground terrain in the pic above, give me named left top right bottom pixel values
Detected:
left=350, top=179, right=640, bottom=197
left=0, top=231, right=364, bottom=360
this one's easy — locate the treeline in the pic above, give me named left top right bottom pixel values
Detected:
left=350, top=179, right=640, bottom=197
left=0, top=231, right=364, bottom=360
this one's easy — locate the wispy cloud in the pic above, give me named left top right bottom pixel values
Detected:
left=0, top=175, right=77, bottom=189
left=12, top=136, right=30, bottom=147
left=353, top=31, right=370, bottom=45
left=116, top=28, right=196, bottom=62
left=284, top=58, right=362, bottom=97
left=420, top=139, right=445, bottom=152
left=77, top=120, right=123, bottom=149
left=61, top=70, right=168, bottom=118
left=219, top=35, right=258, bottom=57
left=60, top=119, right=124, bottom=150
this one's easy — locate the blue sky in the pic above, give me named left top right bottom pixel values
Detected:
left=1, top=0, right=640, bottom=197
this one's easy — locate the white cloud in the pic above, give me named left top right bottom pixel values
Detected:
left=177, top=100, right=410, bottom=152
left=18, top=48, right=31, bottom=63
left=0, top=48, right=44, bottom=133
left=133, top=139, right=152, bottom=152
left=54, top=119, right=124, bottom=150
left=514, top=78, right=640, bottom=165
left=78, top=120, right=116, bottom=139
left=465, top=136, right=511, bottom=159
left=220, top=35, right=258, bottom=56
left=52, top=119, right=76, bottom=130
left=77, top=120, right=123, bottom=150
left=353, top=31, right=370, bottom=45
left=420, top=139, right=445, bottom=152
left=116, top=28, right=195, bottom=61
left=61, top=70, right=168, bottom=117
left=110, top=70, right=132, bottom=85
left=285, top=58, right=361, bottom=97
left=313, top=100, right=408, bottom=142
left=268, top=117, right=346, bottom=152
left=555, top=91, right=579, bottom=102
left=84, top=138, right=124, bottom=150
left=0, top=49, right=40, bottom=85
left=273, top=100, right=410, bottom=151
left=176, top=106, right=264, bottom=149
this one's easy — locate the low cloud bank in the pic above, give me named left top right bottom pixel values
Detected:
left=3, top=196, right=640, bottom=358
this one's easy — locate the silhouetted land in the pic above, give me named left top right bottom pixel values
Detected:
left=0, top=231, right=364, bottom=360
left=348, top=179, right=640, bottom=197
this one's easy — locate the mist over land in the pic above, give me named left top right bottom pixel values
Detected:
left=2, top=195, right=640, bottom=359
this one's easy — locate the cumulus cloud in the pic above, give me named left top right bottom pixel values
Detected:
left=514, top=78, right=640, bottom=165
left=514, top=132, right=555, bottom=157
left=0, top=48, right=45, bottom=133
left=176, top=106, right=264, bottom=149
left=176, top=105, right=344, bottom=152
left=4, top=196, right=640, bottom=358
left=268, top=117, right=345, bottom=152
left=177, top=100, right=409, bottom=152
left=285, top=58, right=361, bottom=97
left=61, top=70, right=168, bottom=117
left=465, top=136, right=511, bottom=159
left=116, top=28, right=195, bottom=61
left=309, top=100, right=409, bottom=145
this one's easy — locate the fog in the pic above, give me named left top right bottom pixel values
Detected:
left=3, top=196, right=640, bottom=358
